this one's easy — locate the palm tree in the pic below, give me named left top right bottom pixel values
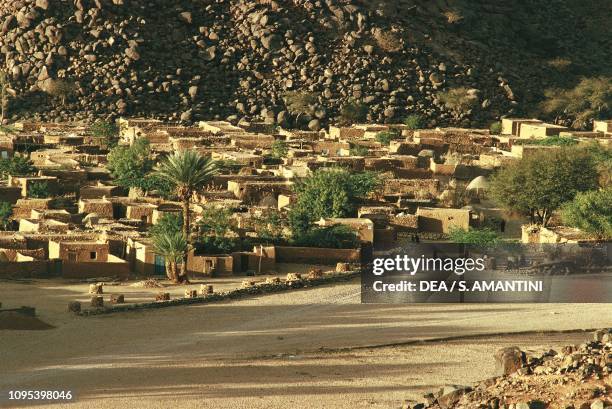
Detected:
left=154, top=150, right=217, bottom=279
left=151, top=231, right=187, bottom=282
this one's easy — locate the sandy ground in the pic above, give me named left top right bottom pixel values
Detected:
left=1, top=277, right=611, bottom=409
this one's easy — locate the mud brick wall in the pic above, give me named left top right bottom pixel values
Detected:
left=383, top=179, right=439, bottom=197
left=275, top=246, right=360, bottom=265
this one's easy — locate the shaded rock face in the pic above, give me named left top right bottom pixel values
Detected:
left=0, top=0, right=608, bottom=126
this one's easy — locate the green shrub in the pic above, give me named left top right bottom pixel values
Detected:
left=403, top=114, right=423, bottom=130
left=350, top=144, right=369, bottom=157
left=340, top=100, right=368, bottom=124
left=294, top=225, right=360, bottom=249
left=449, top=227, right=500, bottom=246
left=376, top=130, right=398, bottom=146
left=489, top=122, right=502, bottom=135
left=562, top=188, right=612, bottom=239
left=28, top=182, right=51, bottom=198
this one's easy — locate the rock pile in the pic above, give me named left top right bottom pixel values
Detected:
left=1, top=0, right=608, bottom=126
left=403, top=330, right=612, bottom=409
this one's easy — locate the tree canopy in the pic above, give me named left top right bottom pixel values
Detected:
left=490, top=148, right=600, bottom=226
left=288, top=168, right=380, bottom=234
left=107, top=138, right=154, bottom=189
left=562, top=188, right=612, bottom=239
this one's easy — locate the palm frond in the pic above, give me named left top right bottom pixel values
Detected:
left=151, top=231, right=188, bottom=263
left=154, top=150, right=218, bottom=191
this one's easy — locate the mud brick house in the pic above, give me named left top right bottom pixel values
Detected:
left=227, top=180, right=293, bottom=206
left=19, top=218, right=69, bottom=233
left=382, top=179, right=440, bottom=199
left=126, top=203, right=158, bottom=225
left=8, top=175, right=59, bottom=198
left=78, top=198, right=114, bottom=219
left=518, top=123, right=568, bottom=138
left=80, top=183, right=124, bottom=199
left=213, top=151, right=263, bottom=168
left=12, top=199, right=53, bottom=219
left=230, top=133, right=276, bottom=150
left=118, top=118, right=164, bottom=144
left=416, top=207, right=472, bottom=233
left=593, top=120, right=612, bottom=136
left=199, top=121, right=244, bottom=135
left=501, top=118, right=543, bottom=136
left=317, top=218, right=375, bottom=244
left=48, top=239, right=129, bottom=279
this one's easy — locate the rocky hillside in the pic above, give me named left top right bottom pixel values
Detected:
left=404, top=329, right=612, bottom=409
left=1, top=0, right=610, bottom=127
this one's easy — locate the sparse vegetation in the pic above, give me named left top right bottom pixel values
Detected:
left=0, top=70, right=14, bottom=123
left=151, top=230, right=188, bottom=283
left=288, top=168, right=380, bottom=235
left=155, top=151, right=218, bottom=277
left=107, top=139, right=154, bottom=189
left=542, top=77, right=612, bottom=129
left=293, top=224, right=359, bottom=249
left=513, top=136, right=578, bottom=146
left=44, top=78, right=77, bottom=105
left=438, top=87, right=477, bottom=118
left=197, top=206, right=239, bottom=254
left=403, top=114, right=423, bottom=130
left=283, top=91, right=317, bottom=116
left=443, top=10, right=464, bottom=24
left=340, top=100, right=368, bottom=124
left=373, top=29, right=402, bottom=53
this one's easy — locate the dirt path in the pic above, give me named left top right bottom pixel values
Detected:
left=1, top=279, right=610, bottom=408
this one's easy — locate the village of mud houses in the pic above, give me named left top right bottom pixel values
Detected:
left=0, top=0, right=610, bottom=408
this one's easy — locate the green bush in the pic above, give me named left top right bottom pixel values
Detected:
left=288, top=168, right=381, bottom=235
left=0, top=155, right=35, bottom=178
left=28, top=182, right=51, bottom=198
left=449, top=227, right=500, bottom=246
left=403, top=114, right=423, bottom=130
left=271, top=140, right=288, bottom=159
left=91, top=120, right=119, bottom=147
left=340, top=100, right=368, bottom=124
left=293, top=225, right=360, bottom=249
left=376, top=130, right=398, bottom=146
left=562, top=188, right=612, bottom=239
left=489, top=122, right=502, bottom=135
left=350, top=144, right=369, bottom=157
